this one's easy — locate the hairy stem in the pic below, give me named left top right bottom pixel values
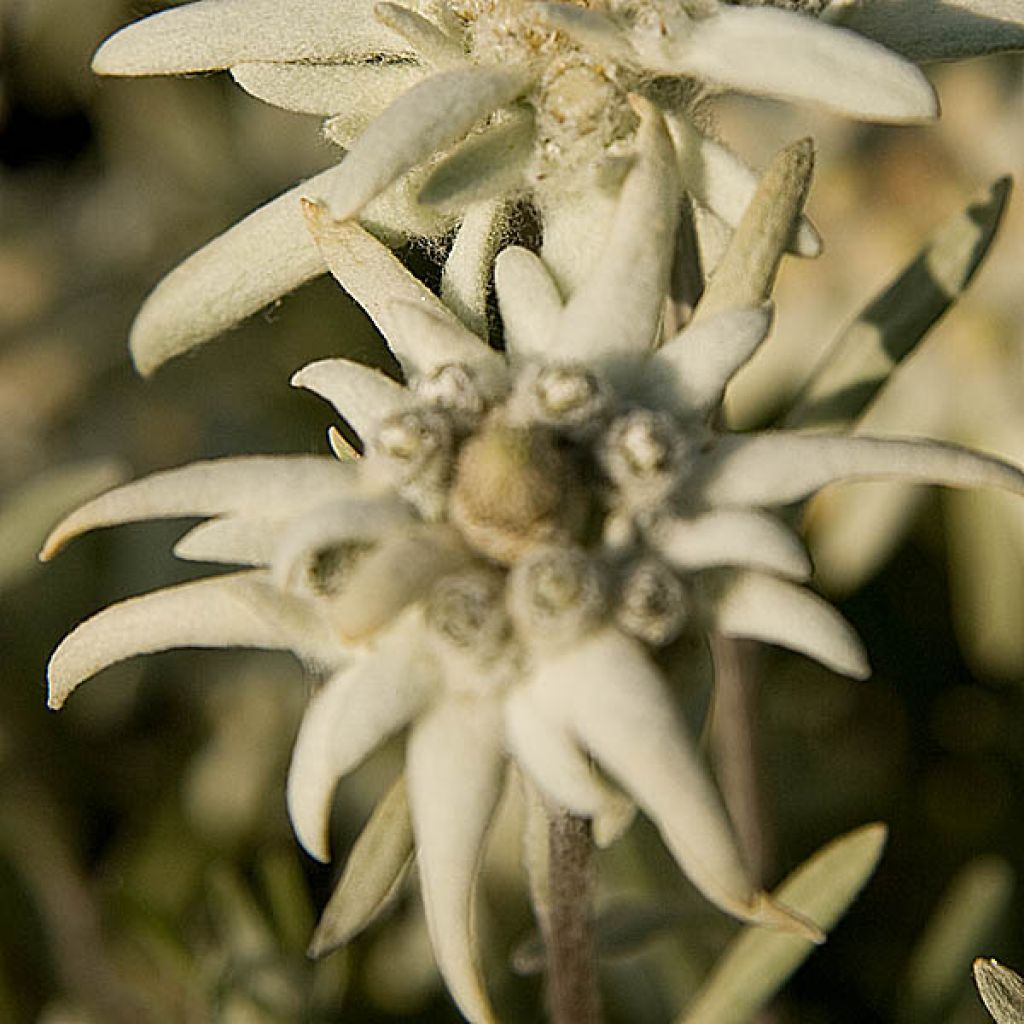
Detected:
left=545, top=810, right=603, bottom=1024
left=709, top=634, right=771, bottom=884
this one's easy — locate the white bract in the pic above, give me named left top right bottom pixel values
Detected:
left=89, top=0, right=985, bottom=372
left=43, top=107, right=1024, bottom=1023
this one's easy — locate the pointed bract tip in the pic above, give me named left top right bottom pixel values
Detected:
left=752, top=892, right=826, bottom=944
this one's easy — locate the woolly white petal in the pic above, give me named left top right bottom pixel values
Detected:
left=127, top=162, right=443, bottom=376
left=41, top=457, right=354, bottom=560
left=386, top=302, right=506, bottom=383
left=47, top=571, right=341, bottom=709
left=651, top=509, right=811, bottom=579
left=328, top=526, right=471, bottom=642
left=173, top=516, right=293, bottom=566
left=494, top=246, right=564, bottom=364
left=441, top=199, right=512, bottom=338
left=697, top=433, right=1024, bottom=508
left=557, top=97, right=680, bottom=363
left=291, top=359, right=411, bottom=441
left=302, top=203, right=471, bottom=376
left=631, top=6, right=937, bottom=123
left=531, top=628, right=806, bottom=932
left=708, top=571, right=869, bottom=678
left=831, top=0, right=1024, bottom=63
left=650, top=304, right=773, bottom=414
left=663, top=111, right=821, bottom=258
left=231, top=60, right=427, bottom=116
left=93, top=0, right=408, bottom=76
left=407, top=698, right=505, bottom=1024
left=505, top=687, right=633, bottom=847
left=288, top=624, right=434, bottom=861
left=318, top=67, right=533, bottom=221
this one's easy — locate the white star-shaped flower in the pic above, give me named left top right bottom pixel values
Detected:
left=87, top=0, right=1017, bottom=373
left=43, top=104, right=1024, bottom=1023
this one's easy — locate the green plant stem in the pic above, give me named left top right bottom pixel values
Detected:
left=545, top=811, right=603, bottom=1024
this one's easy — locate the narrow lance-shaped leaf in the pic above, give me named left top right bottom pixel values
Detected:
left=93, top=0, right=410, bottom=76
left=974, top=958, right=1024, bottom=1024
left=308, top=777, right=415, bottom=957
left=694, top=140, right=814, bottom=321
left=785, top=178, right=1013, bottom=430
left=494, top=246, right=565, bottom=363
left=899, top=856, right=1014, bottom=1023
left=629, top=4, right=937, bottom=122
left=680, top=823, right=888, bottom=1024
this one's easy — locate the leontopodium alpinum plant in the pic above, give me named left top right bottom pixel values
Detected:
left=43, top=92, right=1024, bottom=1022
left=89, top=0, right=1024, bottom=375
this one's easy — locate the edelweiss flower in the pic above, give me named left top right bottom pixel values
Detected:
left=90, top=0, right=1024, bottom=372
left=43, top=107, right=1024, bottom=1023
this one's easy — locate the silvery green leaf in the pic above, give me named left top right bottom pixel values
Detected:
left=231, top=59, right=427, bottom=116
left=308, top=777, right=415, bottom=957
left=374, top=2, right=467, bottom=68
left=974, top=958, right=1024, bottom=1024
left=407, top=698, right=505, bottom=1024
left=302, top=202, right=469, bottom=375
left=663, top=110, right=821, bottom=258
left=327, top=526, right=471, bottom=642
left=441, top=199, right=511, bottom=337
left=629, top=4, right=937, bottom=122
left=292, top=358, right=411, bottom=442
left=505, top=686, right=635, bottom=848
left=697, top=433, right=1024, bottom=508
left=287, top=626, right=433, bottom=861
left=707, top=570, right=869, bottom=678
left=40, top=456, right=354, bottom=561
left=93, top=0, right=409, bottom=76
left=900, top=857, right=1014, bottom=1022
left=785, top=178, right=1012, bottom=430
left=173, top=515, right=292, bottom=566
left=557, top=98, right=680, bottom=362
left=494, top=246, right=565, bottom=364
left=694, top=140, right=814, bottom=321
left=47, top=572, right=341, bottom=709
left=680, top=823, right=887, bottom=1024
left=418, top=109, right=534, bottom=210
left=530, top=628, right=817, bottom=938
left=830, top=0, right=1024, bottom=63
left=651, top=509, right=811, bottom=579
left=318, top=66, right=533, bottom=221
left=0, top=459, right=124, bottom=592
left=651, top=304, right=774, bottom=413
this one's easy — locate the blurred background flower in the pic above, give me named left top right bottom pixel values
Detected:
left=2, top=3, right=1024, bottom=1021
